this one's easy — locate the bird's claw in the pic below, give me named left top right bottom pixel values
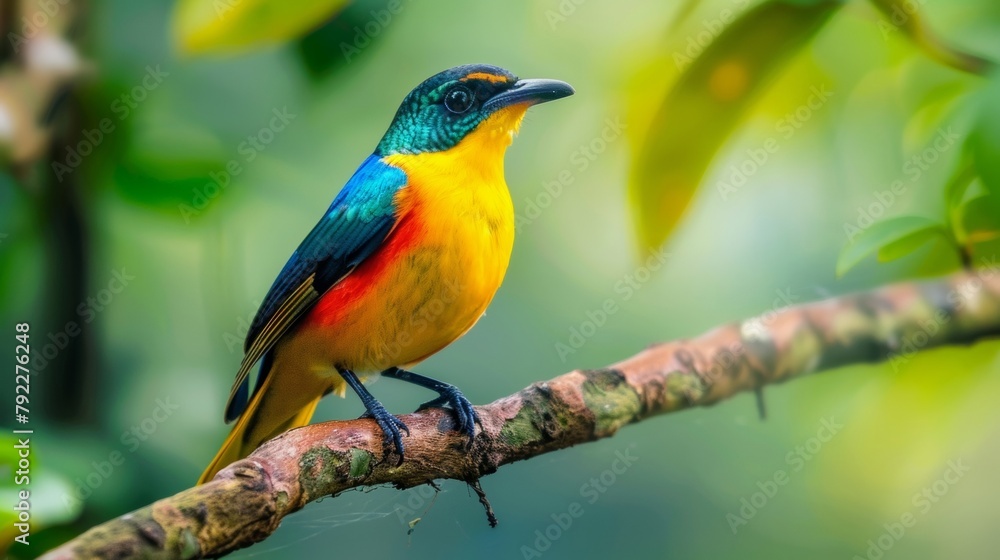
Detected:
left=360, top=403, right=408, bottom=464
left=416, top=386, right=480, bottom=448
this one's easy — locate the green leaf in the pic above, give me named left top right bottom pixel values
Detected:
left=173, top=0, right=350, bottom=55
left=110, top=113, right=233, bottom=211
left=296, top=0, right=401, bottom=79
left=943, top=146, right=977, bottom=214
left=876, top=228, right=938, bottom=262
left=972, top=74, right=1000, bottom=208
left=665, top=0, right=701, bottom=35
left=942, top=142, right=978, bottom=241
left=837, top=216, right=946, bottom=277
left=962, top=194, right=1000, bottom=242
left=868, top=0, right=994, bottom=75
left=902, top=86, right=968, bottom=155
left=629, top=0, right=842, bottom=251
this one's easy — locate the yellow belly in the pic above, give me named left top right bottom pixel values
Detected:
left=289, top=221, right=510, bottom=369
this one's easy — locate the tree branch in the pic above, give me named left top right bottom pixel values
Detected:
left=41, top=268, right=1000, bottom=559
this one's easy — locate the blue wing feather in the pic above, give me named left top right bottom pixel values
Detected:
left=225, top=155, right=407, bottom=422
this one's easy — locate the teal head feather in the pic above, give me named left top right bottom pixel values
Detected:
left=375, top=64, right=573, bottom=156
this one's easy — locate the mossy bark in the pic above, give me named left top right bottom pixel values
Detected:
left=42, top=269, right=1000, bottom=559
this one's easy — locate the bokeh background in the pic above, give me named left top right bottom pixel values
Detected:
left=3, top=0, right=1000, bottom=558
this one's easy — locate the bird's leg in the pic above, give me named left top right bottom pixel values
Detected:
left=339, top=367, right=408, bottom=462
left=381, top=367, right=480, bottom=446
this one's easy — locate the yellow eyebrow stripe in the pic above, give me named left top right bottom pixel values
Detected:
left=462, top=72, right=510, bottom=84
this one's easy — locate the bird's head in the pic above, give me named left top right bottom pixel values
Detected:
left=376, top=64, right=574, bottom=158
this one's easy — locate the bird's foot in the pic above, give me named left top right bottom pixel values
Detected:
left=416, top=385, right=480, bottom=448
left=359, top=401, right=409, bottom=463
left=379, top=367, right=480, bottom=449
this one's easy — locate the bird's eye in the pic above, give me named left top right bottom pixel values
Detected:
left=444, top=86, right=474, bottom=114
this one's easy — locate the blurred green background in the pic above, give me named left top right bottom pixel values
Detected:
left=2, top=0, right=1000, bottom=558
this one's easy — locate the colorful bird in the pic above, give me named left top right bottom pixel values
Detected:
left=199, top=64, right=573, bottom=484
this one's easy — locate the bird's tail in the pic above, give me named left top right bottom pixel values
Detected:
left=198, top=372, right=321, bottom=485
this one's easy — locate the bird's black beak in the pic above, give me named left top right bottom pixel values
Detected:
left=484, top=78, right=575, bottom=111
